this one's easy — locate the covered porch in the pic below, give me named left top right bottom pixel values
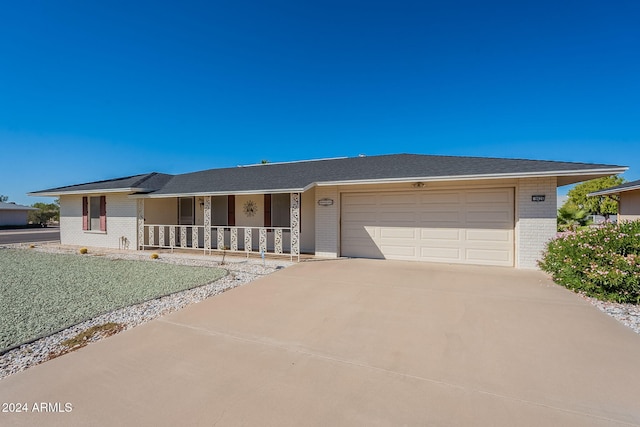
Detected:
left=137, top=193, right=303, bottom=260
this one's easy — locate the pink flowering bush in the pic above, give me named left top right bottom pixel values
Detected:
left=538, top=220, right=640, bottom=304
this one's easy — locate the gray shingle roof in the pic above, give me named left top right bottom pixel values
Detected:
left=31, top=173, right=173, bottom=195
left=0, top=202, right=38, bottom=211
left=588, top=179, right=640, bottom=196
left=30, top=153, right=626, bottom=196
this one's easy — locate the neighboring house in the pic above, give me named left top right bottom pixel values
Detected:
left=29, top=154, right=626, bottom=268
left=588, top=179, right=640, bottom=222
left=0, top=202, right=38, bottom=226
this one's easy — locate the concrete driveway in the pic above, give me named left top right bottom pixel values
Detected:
left=1, top=259, right=640, bottom=426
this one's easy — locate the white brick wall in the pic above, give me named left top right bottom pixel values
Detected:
left=314, top=186, right=339, bottom=257
left=60, top=194, right=138, bottom=250
left=516, top=177, right=557, bottom=269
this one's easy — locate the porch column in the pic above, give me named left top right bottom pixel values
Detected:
left=204, top=196, right=212, bottom=252
left=137, top=199, right=144, bottom=250
left=290, top=192, right=300, bottom=259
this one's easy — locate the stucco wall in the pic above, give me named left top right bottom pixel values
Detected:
left=144, top=198, right=177, bottom=225
left=233, top=195, right=262, bottom=227
left=619, top=190, right=640, bottom=222
left=515, top=177, right=557, bottom=269
left=60, top=194, right=138, bottom=249
left=300, top=188, right=315, bottom=253
left=0, top=210, right=29, bottom=226
left=314, top=186, right=340, bottom=257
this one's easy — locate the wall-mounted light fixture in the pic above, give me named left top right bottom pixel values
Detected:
left=412, top=182, right=425, bottom=188
left=198, top=198, right=205, bottom=207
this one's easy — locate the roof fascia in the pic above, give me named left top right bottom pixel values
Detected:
left=29, top=188, right=145, bottom=197
left=132, top=188, right=307, bottom=198
left=313, top=167, right=628, bottom=187
left=589, top=183, right=640, bottom=197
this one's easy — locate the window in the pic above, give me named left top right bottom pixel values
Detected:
left=82, top=196, right=106, bottom=231
left=271, top=193, right=290, bottom=227
left=178, top=197, right=194, bottom=225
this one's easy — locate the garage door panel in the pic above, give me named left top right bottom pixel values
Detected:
left=419, top=193, right=461, bottom=204
left=342, top=225, right=376, bottom=239
left=380, top=245, right=417, bottom=257
left=380, top=227, right=416, bottom=239
left=466, top=229, right=512, bottom=242
left=466, top=211, right=512, bottom=224
left=466, top=190, right=511, bottom=204
left=342, top=211, right=378, bottom=222
left=379, top=194, right=417, bottom=205
left=419, top=228, right=461, bottom=240
left=341, top=189, right=514, bottom=266
left=466, top=249, right=512, bottom=264
left=345, top=194, right=377, bottom=205
left=420, top=247, right=462, bottom=260
left=418, top=211, right=462, bottom=223
left=379, top=211, right=415, bottom=223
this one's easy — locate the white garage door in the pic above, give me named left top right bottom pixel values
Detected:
left=341, top=188, right=514, bottom=266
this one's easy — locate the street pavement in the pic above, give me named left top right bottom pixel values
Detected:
left=0, top=227, right=60, bottom=244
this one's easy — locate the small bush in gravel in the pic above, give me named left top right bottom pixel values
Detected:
left=79, top=247, right=88, bottom=254
left=150, top=253, right=159, bottom=259
left=538, top=220, right=640, bottom=303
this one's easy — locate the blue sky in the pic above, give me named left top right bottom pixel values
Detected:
left=1, top=0, right=639, bottom=205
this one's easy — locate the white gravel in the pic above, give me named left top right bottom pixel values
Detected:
left=0, top=245, right=292, bottom=380
left=581, top=295, right=640, bottom=335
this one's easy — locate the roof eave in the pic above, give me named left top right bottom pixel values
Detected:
left=29, top=187, right=147, bottom=197
left=589, top=183, right=640, bottom=197
left=132, top=187, right=307, bottom=198
left=314, top=167, right=628, bottom=187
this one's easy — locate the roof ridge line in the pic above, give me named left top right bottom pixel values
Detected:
left=130, top=172, right=158, bottom=188
left=236, top=156, right=349, bottom=168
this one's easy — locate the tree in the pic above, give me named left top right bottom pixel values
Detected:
left=557, top=204, right=591, bottom=231
left=0, top=195, right=8, bottom=202
left=564, top=175, right=625, bottom=221
left=28, top=201, right=60, bottom=225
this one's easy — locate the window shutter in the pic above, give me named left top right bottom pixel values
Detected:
left=82, top=196, right=88, bottom=230
left=227, top=195, right=235, bottom=226
left=264, top=194, right=271, bottom=227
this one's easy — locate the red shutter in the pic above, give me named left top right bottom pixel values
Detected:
left=82, top=197, right=88, bottom=230
left=227, top=195, right=235, bottom=226
left=99, top=195, right=107, bottom=232
left=264, top=194, right=271, bottom=228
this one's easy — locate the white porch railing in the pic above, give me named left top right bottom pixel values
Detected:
left=141, top=225, right=298, bottom=261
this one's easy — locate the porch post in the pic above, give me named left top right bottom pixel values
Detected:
left=204, top=196, right=212, bottom=253
left=137, top=199, right=145, bottom=250
left=290, top=192, right=300, bottom=260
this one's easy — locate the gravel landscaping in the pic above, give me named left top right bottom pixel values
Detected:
left=0, top=248, right=227, bottom=352
left=0, top=245, right=292, bottom=379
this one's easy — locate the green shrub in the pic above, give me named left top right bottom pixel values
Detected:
left=538, top=220, right=640, bottom=304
